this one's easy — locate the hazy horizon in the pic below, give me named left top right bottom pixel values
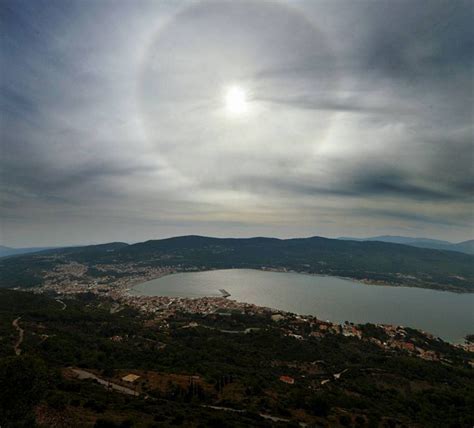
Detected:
left=1, top=0, right=473, bottom=247
left=2, top=232, right=473, bottom=250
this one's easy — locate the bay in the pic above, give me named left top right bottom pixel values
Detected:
left=131, top=269, right=474, bottom=343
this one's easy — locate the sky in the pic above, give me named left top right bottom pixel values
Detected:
left=1, top=0, right=473, bottom=247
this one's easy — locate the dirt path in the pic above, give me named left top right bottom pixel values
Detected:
left=12, top=317, right=24, bottom=356
left=55, top=298, right=67, bottom=310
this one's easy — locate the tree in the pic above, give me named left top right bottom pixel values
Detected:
left=0, top=355, right=48, bottom=427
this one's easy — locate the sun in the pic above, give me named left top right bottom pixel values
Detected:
left=224, top=85, right=248, bottom=115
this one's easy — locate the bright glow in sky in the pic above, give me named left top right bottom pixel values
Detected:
left=225, top=85, right=248, bottom=116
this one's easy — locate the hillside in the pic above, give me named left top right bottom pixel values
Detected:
left=0, top=289, right=473, bottom=427
left=0, top=235, right=472, bottom=292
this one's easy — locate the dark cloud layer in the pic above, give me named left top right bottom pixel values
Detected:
left=0, top=0, right=472, bottom=246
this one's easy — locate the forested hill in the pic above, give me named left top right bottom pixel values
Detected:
left=0, top=235, right=473, bottom=292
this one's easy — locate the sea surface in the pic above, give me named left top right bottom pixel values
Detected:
left=131, top=269, right=474, bottom=343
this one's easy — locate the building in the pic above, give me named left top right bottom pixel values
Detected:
left=122, top=374, right=140, bottom=383
left=279, top=375, right=295, bottom=385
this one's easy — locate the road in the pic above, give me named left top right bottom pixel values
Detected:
left=55, top=298, right=67, bottom=310
left=70, top=368, right=140, bottom=396
left=12, top=317, right=24, bottom=356
left=201, top=405, right=309, bottom=426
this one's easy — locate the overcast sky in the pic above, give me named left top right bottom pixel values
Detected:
left=1, top=0, right=473, bottom=246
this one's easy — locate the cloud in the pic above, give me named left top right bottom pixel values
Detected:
left=0, top=0, right=472, bottom=246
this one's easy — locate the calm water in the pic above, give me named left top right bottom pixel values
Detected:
left=132, top=269, right=474, bottom=343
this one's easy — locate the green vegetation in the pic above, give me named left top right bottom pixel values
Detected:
left=0, top=355, right=48, bottom=427
left=0, top=289, right=473, bottom=427
left=1, top=235, right=473, bottom=292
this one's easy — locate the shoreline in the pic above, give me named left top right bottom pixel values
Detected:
left=27, top=266, right=472, bottom=345
left=126, top=268, right=472, bottom=344
left=130, top=267, right=474, bottom=295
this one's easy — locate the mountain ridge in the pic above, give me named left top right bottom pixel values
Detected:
left=1, top=235, right=472, bottom=293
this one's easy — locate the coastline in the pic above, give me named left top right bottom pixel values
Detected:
left=27, top=265, right=473, bottom=345
left=126, top=268, right=473, bottom=344
left=130, top=266, right=474, bottom=295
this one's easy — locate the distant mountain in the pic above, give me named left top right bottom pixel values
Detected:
left=338, top=236, right=474, bottom=255
left=450, top=240, right=474, bottom=254
left=0, top=235, right=472, bottom=292
left=0, top=242, right=128, bottom=259
left=0, top=245, right=60, bottom=258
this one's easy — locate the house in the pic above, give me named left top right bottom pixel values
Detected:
left=400, top=341, right=416, bottom=352
left=279, top=375, right=295, bottom=385
left=122, top=374, right=140, bottom=383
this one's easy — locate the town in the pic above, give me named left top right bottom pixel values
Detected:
left=24, top=260, right=474, bottom=364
